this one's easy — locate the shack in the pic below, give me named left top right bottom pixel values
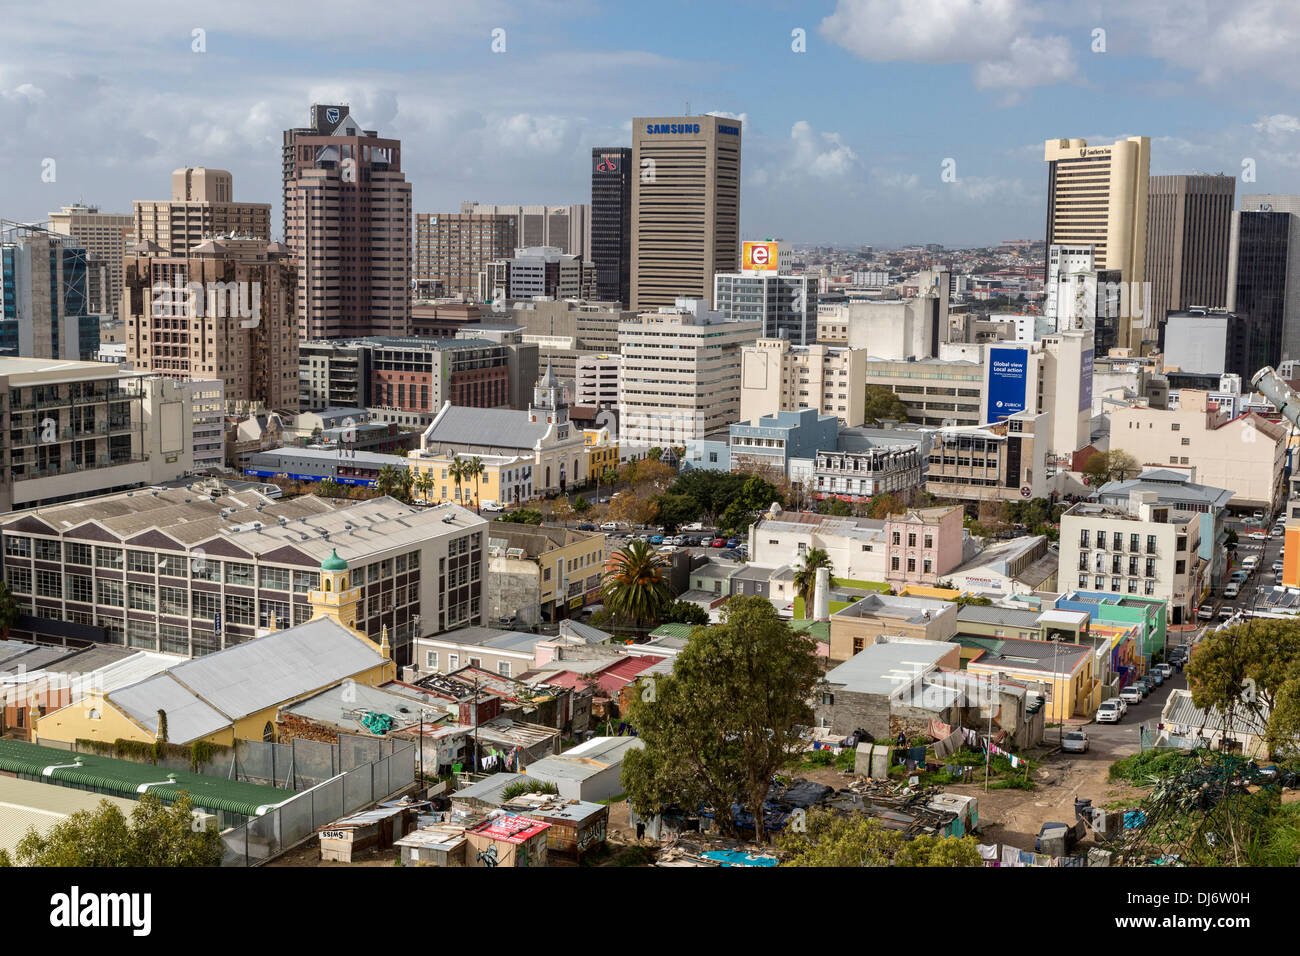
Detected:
left=317, top=805, right=416, bottom=862
left=393, top=825, right=469, bottom=866
left=465, top=814, right=551, bottom=868
left=504, top=793, right=608, bottom=859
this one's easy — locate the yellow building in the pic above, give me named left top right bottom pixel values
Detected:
left=407, top=452, right=534, bottom=509
left=965, top=637, right=1100, bottom=721
left=584, top=428, right=619, bottom=479
left=487, top=520, right=607, bottom=622
left=33, top=551, right=395, bottom=747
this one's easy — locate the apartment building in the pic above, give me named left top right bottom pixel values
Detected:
left=286, top=110, right=411, bottom=340
left=0, top=359, right=194, bottom=513
left=407, top=452, right=534, bottom=509
left=617, top=297, right=759, bottom=448
left=729, top=409, right=839, bottom=478
left=1107, top=388, right=1286, bottom=513
left=924, top=410, right=1050, bottom=504
left=459, top=202, right=591, bottom=259
left=862, top=357, right=984, bottom=427
left=0, top=488, right=486, bottom=665
left=631, top=115, right=741, bottom=310
left=122, top=236, right=298, bottom=412
left=46, top=205, right=135, bottom=317
left=1, top=223, right=102, bottom=361
left=132, top=168, right=271, bottom=256
left=713, top=269, right=815, bottom=345
left=414, top=212, right=518, bottom=298
left=1058, top=492, right=1205, bottom=625
left=740, top=338, right=868, bottom=426
left=180, top=379, right=225, bottom=472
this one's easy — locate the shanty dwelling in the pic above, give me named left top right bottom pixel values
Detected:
left=465, top=814, right=550, bottom=867
left=394, top=825, right=469, bottom=866
left=450, top=772, right=531, bottom=813
left=1158, top=689, right=1271, bottom=757
left=500, top=792, right=609, bottom=860
left=523, top=735, right=644, bottom=802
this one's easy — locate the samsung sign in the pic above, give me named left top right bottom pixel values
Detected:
left=646, top=123, right=700, bottom=135
left=987, top=347, right=1029, bottom=421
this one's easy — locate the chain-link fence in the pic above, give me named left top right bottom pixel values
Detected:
left=220, top=740, right=415, bottom=867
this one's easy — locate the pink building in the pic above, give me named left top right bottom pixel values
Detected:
left=885, top=506, right=965, bottom=587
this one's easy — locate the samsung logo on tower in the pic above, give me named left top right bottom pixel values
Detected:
left=645, top=123, right=700, bottom=135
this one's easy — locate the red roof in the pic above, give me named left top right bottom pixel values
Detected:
left=544, top=655, right=664, bottom=697
left=470, top=815, right=549, bottom=844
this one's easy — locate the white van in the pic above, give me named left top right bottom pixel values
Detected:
left=1242, top=556, right=1259, bottom=572
left=480, top=500, right=505, bottom=512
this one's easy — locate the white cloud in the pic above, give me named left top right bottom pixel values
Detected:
left=820, top=0, right=1077, bottom=92
left=1253, top=114, right=1300, bottom=136
left=789, top=121, right=859, bottom=179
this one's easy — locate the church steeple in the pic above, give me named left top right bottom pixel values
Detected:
left=308, top=548, right=362, bottom=634
left=528, top=362, right=569, bottom=426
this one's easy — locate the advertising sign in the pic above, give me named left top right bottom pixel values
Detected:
left=987, top=347, right=1029, bottom=421
left=1079, top=347, right=1094, bottom=411
left=742, top=240, right=780, bottom=273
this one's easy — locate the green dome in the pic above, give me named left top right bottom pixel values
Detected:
left=321, top=548, right=348, bottom=572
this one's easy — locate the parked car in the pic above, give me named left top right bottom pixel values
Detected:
left=480, top=500, right=505, bottom=512
left=1224, top=582, right=1241, bottom=599
left=1273, top=560, right=1285, bottom=574
left=683, top=521, right=705, bottom=532
left=1155, top=663, right=1175, bottom=679
left=726, top=537, right=740, bottom=549
left=1096, top=701, right=1122, bottom=724
left=1111, top=696, right=1129, bottom=716
left=1119, top=685, right=1145, bottom=704
left=1248, top=530, right=1269, bottom=540
left=1217, top=607, right=1236, bottom=621
left=599, top=521, right=619, bottom=531
left=577, top=522, right=596, bottom=531
left=1196, top=604, right=1215, bottom=620
left=1062, top=730, right=1089, bottom=753
left=1242, top=555, right=1260, bottom=570
left=649, top=534, right=664, bottom=544
left=1231, top=570, right=1249, bottom=584
left=657, top=544, right=677, bottom=555
left=1273, top=527, right=1285, bottom=537
left=711, top=537, right=727, bottom=547
left=1148, top=669, right=1165, bottom=687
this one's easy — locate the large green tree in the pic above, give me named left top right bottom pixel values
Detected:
left=375, top=464, right=404, bottom=499
left=778, top=810, right=982, bottom=867
left=1081, top=449, right=1141, bottom=486
left=601, top=540, right=673, bottom=632
left=664, top=600, right=709, bottom=626
left=1187, top=619, right=1300, bottom=752
left=621, top=596, right=823, bottom=842
left=666, top=471, right=752, bottom=526
left=863, top=385, right=910, bottom=425
left=0, top=792, right=222, bottom=867
left=653, top=492, right=702, bottom=532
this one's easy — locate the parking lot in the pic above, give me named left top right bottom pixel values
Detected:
left=598, top=525, right=749, bottom=562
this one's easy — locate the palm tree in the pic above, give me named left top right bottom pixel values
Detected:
left=397, top=468, right=415, bottom=504
left=376, top=464, right=403, bottom=499
left=601, top=540, right=672, bottom=636
left=448, top=455, right=466, bottom=506
left=413, top=469, right=434, bottom=504
left=0, top=582, right=18, bottom=640
left=466, top=456, right=485, bottom=513
left=793, top=548, right=834, bottom=615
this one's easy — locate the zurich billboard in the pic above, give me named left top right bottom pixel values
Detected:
left=987, top=347, right=1029, bottom=422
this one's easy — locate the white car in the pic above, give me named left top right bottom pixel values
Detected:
left=1224, top=582, right=1240, bottom=599
left=1242, top=556, right=1259, bottom=571
left=1062, top=731, right=1089, bottom=753
left=599, top=521, right=619, bottom=532
left=1096, top=701, right=1122, bottom=724
left=1119, top=685, right=1145, bottom=704
left=1248, top=531, right=1269, bottom=540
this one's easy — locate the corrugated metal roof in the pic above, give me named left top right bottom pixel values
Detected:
left=0, top=776, right=139, bottom=857
left=424, top=405, right=549, bottom=451
left=162, top=617, right=385, bottom=722
left=111, top=673, right=231, bottom=743
left=0, top=739, right=293, bottom=817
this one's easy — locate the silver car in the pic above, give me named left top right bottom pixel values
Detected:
left=1062, top=730, right=1089, bottom=753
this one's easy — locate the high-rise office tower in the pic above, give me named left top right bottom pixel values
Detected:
left=413, top=212, right=518, bottom=298
left=123, top=237, right=299, bottom=411
left=1226, top=195, right=1300, bottom=372
left=0, top=222, right=101, bottom=360
left=285, top=107, right=412, bottom=340
left=133, top=168, right=271, bottom=257
left=631, top=115, right=741, bottom=310
left=282, top=103, right=350, bottom=240
left=591, top=147, right=632, bottom=304
left=46, top=204, right=135, bottom=317
left=1145, top=174, right=1235, bottom=330
left=1044, top=136, right=1149, bottom=349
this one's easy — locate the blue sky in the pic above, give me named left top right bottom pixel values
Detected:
left=5, top=0, right=1300, bottom=247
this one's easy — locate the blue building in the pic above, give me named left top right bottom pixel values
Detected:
left=0, top=223, right=101, bottom=361
left=728, top=408, right=840, bottom=477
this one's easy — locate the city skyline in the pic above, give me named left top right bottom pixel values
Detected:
left=5, top=1, right=1300, bottom=247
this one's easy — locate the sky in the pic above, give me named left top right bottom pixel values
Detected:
left=5, top=0, right=1300, bottom=248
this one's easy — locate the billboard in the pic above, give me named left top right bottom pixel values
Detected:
left=742, top=240, right=780, bottom=273
left=1079, top=347, right=1094, bottom=411
left=987, top=347, right=1029, bottom=421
